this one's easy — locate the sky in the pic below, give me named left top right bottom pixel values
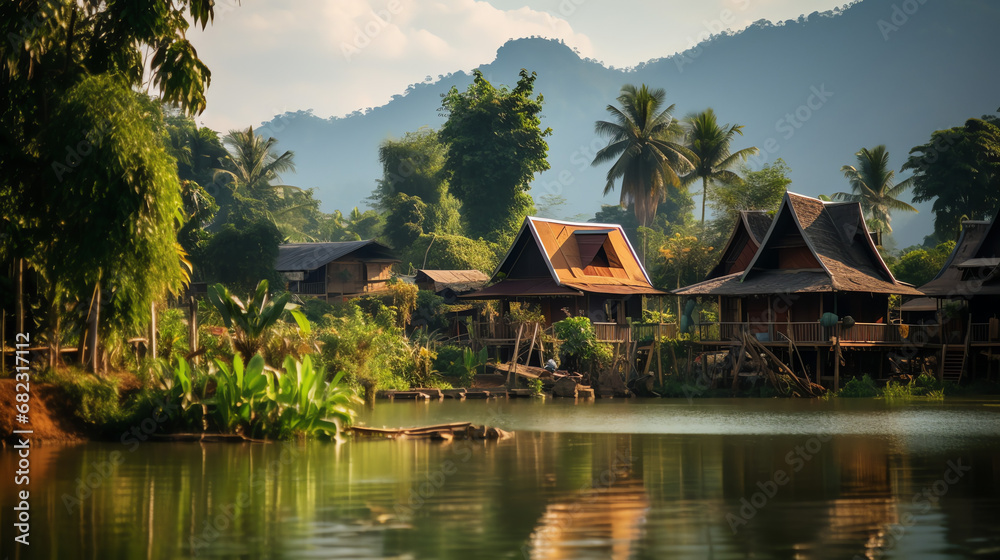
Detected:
left=189, top=0, right=849, bottom=132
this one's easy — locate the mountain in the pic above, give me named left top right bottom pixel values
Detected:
left=256, top=0, right=1000, bottom=247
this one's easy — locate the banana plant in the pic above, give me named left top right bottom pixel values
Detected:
left=210, top=354, right=270, bottom=434
left=266, top=355, right=360, bottom=439
left=208, top=279, right=310, bottom=361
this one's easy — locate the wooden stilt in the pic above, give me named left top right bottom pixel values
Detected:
left=188, top=296, right=198, bottom=365
left=834, top=335, right=841, bottom=392
left=731, top=331, right=747, bottom=393
left=149, top=301, right=157, bottom=360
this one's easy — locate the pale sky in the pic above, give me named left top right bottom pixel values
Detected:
left=190, top=0, right=848, bottom=132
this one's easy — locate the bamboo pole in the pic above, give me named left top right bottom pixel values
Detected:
left=149, top=301, right=157, bottom=361
left=188, top=296, right=198, bottom=365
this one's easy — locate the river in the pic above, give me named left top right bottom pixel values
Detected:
left=3, top=398, right=1000, bottom=559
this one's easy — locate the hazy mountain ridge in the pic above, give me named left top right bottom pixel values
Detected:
left=257, top=0, right=1000, bottom=246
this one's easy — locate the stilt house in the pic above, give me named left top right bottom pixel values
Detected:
left=276, top=240, right=398, bottom=302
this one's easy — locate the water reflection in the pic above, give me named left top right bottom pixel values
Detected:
left=2, top=400, right=1000, bottom=559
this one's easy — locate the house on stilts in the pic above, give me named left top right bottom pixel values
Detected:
left=673, top=192, right=925, bottom=390
left=464, top=216, right=670, bottom=352
left=903, top=210, right=1000, bottom=381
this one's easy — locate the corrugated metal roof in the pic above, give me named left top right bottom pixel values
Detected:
left=415, top=269, right=490, bottom=293
left=275, top=241, right=397, bottom=272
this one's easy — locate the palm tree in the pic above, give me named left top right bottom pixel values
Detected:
left=592, top=84, right=694, bottom=229
left=834, top=145, right=917, bottom=234
left=681, top=109, right=759, bottom=226
left=215, top=126, right=297, bottom=198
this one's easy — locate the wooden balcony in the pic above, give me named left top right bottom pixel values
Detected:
left=696, top=321, right=944, bottom=346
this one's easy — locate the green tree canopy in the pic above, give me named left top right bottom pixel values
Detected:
left=373, top=128, right=450, bottom=205
left=681, top=108, right=759, bottom=226
left=834, top=145, right=916, bottom=234
left=440, top=69, right=551, bottom=241
left=1, top=0, right=217, bottom=353
left=903, top=116, right=1000, bottom=241
left=710, top=158, right=791, bottom=237
left=892, top=241, right=955, bottom=286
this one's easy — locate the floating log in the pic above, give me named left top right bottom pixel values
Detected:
left=349, top=422, right=513, bottom=441
left=465, top=390, right=492, bottom=399
left=390, top=391, right=432, bottom=400
left=508, top=388, right=535, bottom=398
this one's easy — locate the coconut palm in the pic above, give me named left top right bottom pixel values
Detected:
left=681, top=109, right=759, bottom=226
left=592, top=84, right=694, bottom=228
left=834, top=145, right=917, bottom=234
left=215, top=126, right=297, bottom=198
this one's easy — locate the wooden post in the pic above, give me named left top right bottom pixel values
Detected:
left=188, top=296, right=198, bottom=364
left=15, top=258, right=25, bottom=334
left=89, top=283, right=100, bottom=374
left=507, top=323, right=524, bottom=388
left=149, top=301, right=157, bottom=360
left=834, top=332, right=841, bottom=392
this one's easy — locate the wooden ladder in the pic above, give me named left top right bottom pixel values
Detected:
left=940, top=344, right=966, bottom=382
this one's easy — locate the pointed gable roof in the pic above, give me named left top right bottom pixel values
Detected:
left=675, top=192, right=922, bottom=296
left=707, top=210, right=773, bottom=279
left=477, top=216, right=664, bottom=297
left=920, top=208, right=1000, bottom=297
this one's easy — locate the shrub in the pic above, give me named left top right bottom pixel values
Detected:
left=838, top=374, right=880, bottom=398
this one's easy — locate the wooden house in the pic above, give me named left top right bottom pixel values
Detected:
left=415, top=269, right=489, bottom=302
left=276, top=241, right=399, bottom=302
left=465, top=217, right=665, bottom=343
left=908, top=211, right=1000, bottom=378
left=673, top=192, right=924, bottom=388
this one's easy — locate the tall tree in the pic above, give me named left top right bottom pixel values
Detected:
left=1, top=1, right=215, bottom=368
left=440, top=69, right=551, bottom=241
left=372, top=128, right=462, bottom=242
left=834, top=145, right=916, bottom=234
left=681, top=109, right=759, bottom=226
left=710, top=158, right=791, bottom=237
left=216, top=126, right=296, bottom=200
left=592, top=84, right=694, bottom=229
left=903, top=116, right=1000, bottom=241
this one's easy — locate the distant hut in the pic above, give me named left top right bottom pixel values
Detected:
left=674, top=192, right=923, bottom=388
left=415, top=269, right=489, bottom=303
left=276, top=241, right=399, bottom=302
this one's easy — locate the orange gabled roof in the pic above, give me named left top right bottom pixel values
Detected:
left=492, top=216, right=662, bottom=294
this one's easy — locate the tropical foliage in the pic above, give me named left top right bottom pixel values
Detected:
left=440, top=69, right=551, bottom=241
left=681, top=109, right=759, bottom=226
left=904, top=116, right=1000, bottom=241
left=592, top=84, right=694, bottom=228
left=834, top=145, right=916, bottom=234
left=208, top=280, right=309, bottom=361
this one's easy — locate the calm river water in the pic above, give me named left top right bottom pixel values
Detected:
left=3, top=398, right=1000, bottom=559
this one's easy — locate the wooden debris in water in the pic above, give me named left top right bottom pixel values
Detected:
left=349, top=422, right=514, bottom=441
